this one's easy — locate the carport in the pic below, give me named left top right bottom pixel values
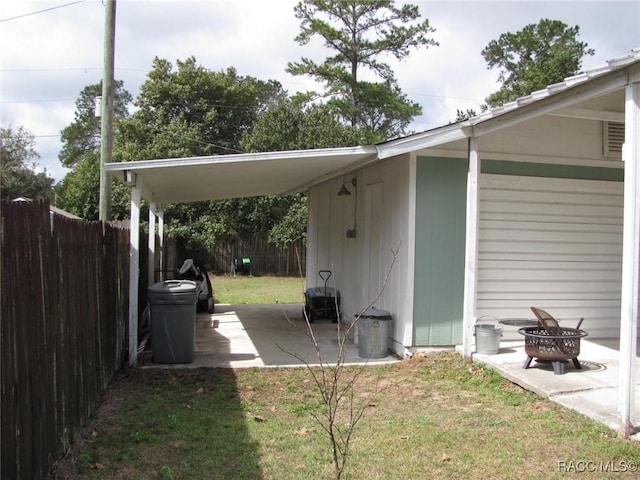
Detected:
left=107, top=50, right=640, bottom=438
left=105, top=145, right=378, bottom=368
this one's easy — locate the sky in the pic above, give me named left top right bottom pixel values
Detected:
left=1, top=0, right=639, bottom=182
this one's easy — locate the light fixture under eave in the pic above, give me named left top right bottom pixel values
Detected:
left=338, top=177, right=357, bottom=196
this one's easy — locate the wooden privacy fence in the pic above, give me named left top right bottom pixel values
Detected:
left=0, top=199, right=300, bottom=478
left=1, top=199, right=131, bottom=479
left=197, top=237, right=306, bottom=276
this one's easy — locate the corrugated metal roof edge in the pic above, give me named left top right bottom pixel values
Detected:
left=376, top=48, right=640, bottom=158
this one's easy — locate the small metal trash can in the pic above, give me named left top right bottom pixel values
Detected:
left=475, top=319, right=503, bottom=355
left=148, top=280, right=198, bottom=364
left=357, top=308, right=392, bottom=359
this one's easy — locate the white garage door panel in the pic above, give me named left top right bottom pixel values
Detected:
left=481, top=201, right=622, bottom=221
left=481, top=241, right=620, bottom=257
left=481, top=226, right=623, bottom=245
left=480, top=268, right=622, bottom=283
left=482, top=188, right=624, bottom=206
left=478, top=174, right=624, bottom=340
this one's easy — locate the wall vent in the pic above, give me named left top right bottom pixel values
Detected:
left=604, top=121, right=624, bottom=159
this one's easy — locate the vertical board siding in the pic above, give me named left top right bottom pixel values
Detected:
left=0, top=199, right=144, bottom=479
left=413, top=157, right=468, bottom=346
left=477, top=174, right=624, bottom=339
left=306, top=156, right=412, bottom=351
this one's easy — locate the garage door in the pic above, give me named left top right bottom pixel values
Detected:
left=477, top=174, right=624, bottom=340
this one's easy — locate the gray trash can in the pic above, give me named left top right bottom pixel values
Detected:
left=148, top=280, right=198, bottom=364
left=357, top=307, right=392, bottom=359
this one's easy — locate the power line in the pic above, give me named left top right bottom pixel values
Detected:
left=1, top=99, right=76, bottom=104
left=1, top=67, right=101, bottom=73
left=0, top=0, right=88, bottom=23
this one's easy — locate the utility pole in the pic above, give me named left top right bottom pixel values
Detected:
left=99, top=0, right=116, bottom=221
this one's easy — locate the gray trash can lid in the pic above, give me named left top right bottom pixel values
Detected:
left=149, top=279, right=197, bottom=294
left=359, top=307, right=392, bottom=320
left=149, top=280, right=197, bottom=304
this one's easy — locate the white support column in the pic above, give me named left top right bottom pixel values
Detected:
left=463, top=137, right=480, bottom=360
left=158, top=204, right=165, bottom=281
left=619, top=82, right=640, bottom=439
left=148, top=198, right=156, bottom=286
left=128, top=175, right=141, bottom=366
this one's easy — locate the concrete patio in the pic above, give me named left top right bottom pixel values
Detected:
left=141, top=303, right=640, bottom=438
left=470, top=326, right=640, bottom=437
left=141, top=302, right=399, bottom=369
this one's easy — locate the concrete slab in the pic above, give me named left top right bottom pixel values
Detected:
left=141, top=303, right=399, bottom=369
left=141, top=303, right=639, bottom=438
left=470, top=338, right=640, bottom=436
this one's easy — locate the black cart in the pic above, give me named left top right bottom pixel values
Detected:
left=303, top=270, right=340, bottom=323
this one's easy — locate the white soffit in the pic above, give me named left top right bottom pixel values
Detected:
left=105, top=146, right=377, bottom=204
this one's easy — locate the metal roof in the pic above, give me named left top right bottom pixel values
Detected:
left=468, top=48, right=640, bottom=122
left=107, top=49, right=640, bottom=204
left=106, top=146, right=378, bottom=203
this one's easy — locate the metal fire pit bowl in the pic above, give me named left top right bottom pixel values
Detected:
left=518, top=326, right=588, bottom=375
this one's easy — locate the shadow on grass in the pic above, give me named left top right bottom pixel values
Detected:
left=51, top=363, right=264, bottom=479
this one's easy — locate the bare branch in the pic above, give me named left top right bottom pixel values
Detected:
left=277, top=238, right=402, bottom=479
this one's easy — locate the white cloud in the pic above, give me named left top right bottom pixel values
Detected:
left=1, top=0, right=638, bottom=181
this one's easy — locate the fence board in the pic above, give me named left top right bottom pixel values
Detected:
left=0, top=199, right=142, bottom=479
left=194, top=237, right=306, bottom=276
left=1, top=198, right=300, bottom=479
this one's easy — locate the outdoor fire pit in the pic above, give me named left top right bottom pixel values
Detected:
left=518, top=326, right=588, bottom=375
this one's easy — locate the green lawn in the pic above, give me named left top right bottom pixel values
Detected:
left=52, top=352, right=639, bottom=479
left=211, top=274, right=305, bottom=305
left=50, top=277, right=640, bottom=479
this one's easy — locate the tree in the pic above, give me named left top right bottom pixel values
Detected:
left=56, top=81, right=132, bottom=220
left=454, top=108, right=477, bottom=123
left=0, top=126, right=54, bottom=200
left=268, top=195, right=308, bottom=247
left=282, top=242, right=401, bottom=479
left=287, top=0, right=437, bottom=143
left=59, top=81, right=132, bottom=169
left=482, top=18, right=594, bottom=108
left=241, top=95, right=356, bottom=152
left=117, top=57, right=285, bottom=161
left=55, top=154, right=131, bottom=221
left=240, top=96, right=357, bottom=247
left=116, top=57, right=292, bottom=249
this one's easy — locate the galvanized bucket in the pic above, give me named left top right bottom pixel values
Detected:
left=475, top=317, right=503, bottom=355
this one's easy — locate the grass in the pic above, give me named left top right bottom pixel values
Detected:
left=51, top=352, right=639, bottom=479
left=211, top=274, right=304, bottom=305
left=51, top=277, right=640, bottom=478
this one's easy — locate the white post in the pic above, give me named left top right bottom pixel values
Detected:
left=148, top=199, right=156, bottom=286
left=128, top=175, right=141, bottom=366
left=463, top=137, right=480, bottom=359
left=619, top=82, right=640, bottom=439
left=158, top=205, right=165, bottom=281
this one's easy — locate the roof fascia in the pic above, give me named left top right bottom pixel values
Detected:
left=376, top=124, right=470, bottom=159
left=104, top=145, right=377, bottom=173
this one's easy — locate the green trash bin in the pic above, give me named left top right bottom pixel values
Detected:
left=357, top=308, right=392, bottom=359
left=148, top=280, right=198, bottom=364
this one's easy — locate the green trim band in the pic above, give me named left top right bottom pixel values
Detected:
left=481, top=160, right=623, bottom=182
